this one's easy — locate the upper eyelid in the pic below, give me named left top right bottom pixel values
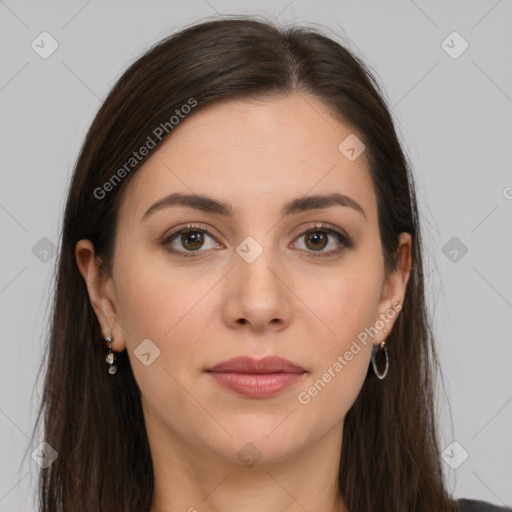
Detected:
left=162, top=223, right=219, bottom=242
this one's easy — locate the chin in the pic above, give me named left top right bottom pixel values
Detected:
left=204, top=421, right=309, bottom=466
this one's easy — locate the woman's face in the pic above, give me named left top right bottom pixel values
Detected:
left=78, top=93, right=411, bottom=465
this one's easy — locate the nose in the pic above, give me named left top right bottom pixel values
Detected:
left=221, top=243, right=293, bottom=334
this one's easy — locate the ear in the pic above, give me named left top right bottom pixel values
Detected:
left=373, top=232, right=412, bottom=344
left=75, top=239, right=126, bottom=352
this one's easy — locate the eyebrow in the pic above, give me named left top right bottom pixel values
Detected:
left=142, top=192, right=367, bottom=220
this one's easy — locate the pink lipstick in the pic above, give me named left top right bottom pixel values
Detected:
left=206, top=356, right=306, bottom=398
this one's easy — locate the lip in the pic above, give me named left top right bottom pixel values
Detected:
left=208, top=356, right=306, bottom=374
left=206, top=356, right=307, bottom=398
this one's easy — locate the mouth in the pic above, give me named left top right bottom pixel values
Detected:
left=206, top=356, right=307, bottom=398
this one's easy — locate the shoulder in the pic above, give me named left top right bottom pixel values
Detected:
left=457, top=498, right=512, bottom=512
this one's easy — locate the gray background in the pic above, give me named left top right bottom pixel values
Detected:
left=1, top=0, right=511, bottom=510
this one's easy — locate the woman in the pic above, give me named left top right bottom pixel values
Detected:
left=29, top=16, right=511, bottom=512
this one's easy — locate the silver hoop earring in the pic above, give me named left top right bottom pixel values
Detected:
left=371, top=340, right=389, bottom=380
left=104, top=333, right=118, bottom=375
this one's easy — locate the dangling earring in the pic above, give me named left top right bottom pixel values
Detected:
left=371, top=340, right=389, bottom=380
left=104, top=333, right=118, bottom=375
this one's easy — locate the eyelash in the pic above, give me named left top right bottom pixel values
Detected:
left=160, top=222, right=353, bottom=259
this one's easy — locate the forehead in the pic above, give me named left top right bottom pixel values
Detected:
left=118, top=93, right=377, bottom=224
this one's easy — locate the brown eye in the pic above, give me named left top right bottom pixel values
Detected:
left=161, top=225, right=221, bottom=257
left=292, top=224, right=353, bottom=258
left=180, top=230, right=205, bottom=251
left=304, top=231, right=328, bottom=251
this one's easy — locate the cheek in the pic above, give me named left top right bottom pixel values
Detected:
left=295, top=257, right=383, bottom=411
left=112, top=256, right=216, bottom=422
left=114, top=245, right=204, bottom=335
left=314, top=260, right=384, bottom=353
left=295, top=280, right=378, bottom=419
left=112, top=251, right=219, bottom=373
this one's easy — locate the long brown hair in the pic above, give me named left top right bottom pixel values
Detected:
left=27, top=16, right=459, bottom=511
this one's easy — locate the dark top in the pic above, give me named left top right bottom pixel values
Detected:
left=458, top=498, right=512, bottom=511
